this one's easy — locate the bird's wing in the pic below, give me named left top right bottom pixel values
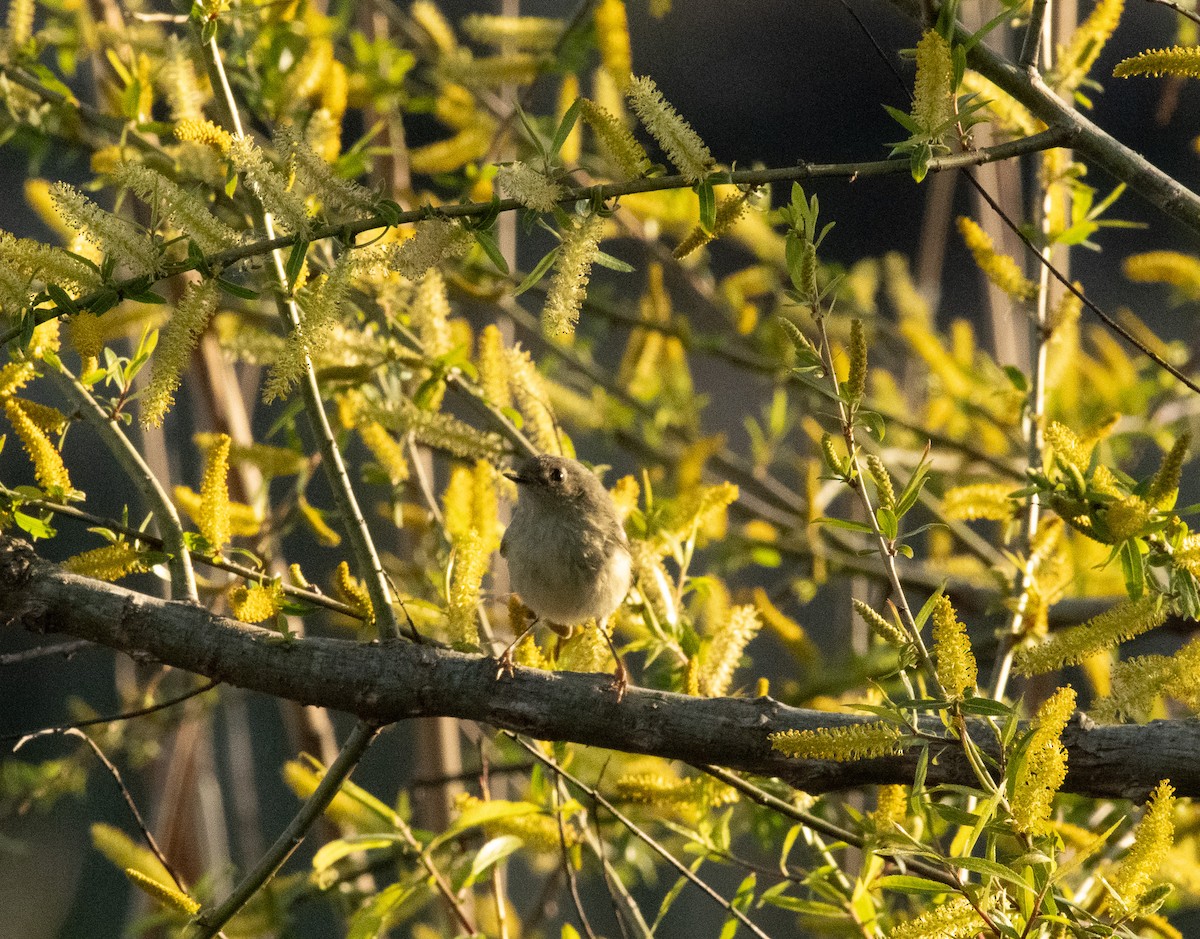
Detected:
left=499, top=527, right=509, bottom=558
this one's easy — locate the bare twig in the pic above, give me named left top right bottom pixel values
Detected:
left=0, top=638, right=93, bottom=665
left=508, top=734, right=774, bottom=939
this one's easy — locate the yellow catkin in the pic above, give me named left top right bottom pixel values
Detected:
left=1116, top=46, right=1200, bottom=79
left=358, top=421, right=409, bottom=486
left=174, top=117, right=233, bottom=152
left=543, top=214, right=604, bottom=338
left=853, top=599, right=908, bottom=647
left=333, top=561, right=374, bottom=626
left=4, top=398, right=71, bottom=492
left=871, top=785, right=908, bottom=829
left=673, top=193, right=749, bottom=259
left=229, top=580, right=285, bottom=623
left=1015, top=596, right=1167, bottom=675
left=701, top=605, right=761, bottom=697
left=1010, top=686, right=1076, bottom=836
left=626, top=75, right=715, bottom=184
left=142, top=279, right=219, bottom=427
left=1057, top=0, right=1125, bottom=91
left=942, top=482, right=1018, bottom=521
left=62, top=543, right=147, bottom=582
left=1110, top=780, right=1176, bottom=915
left=957, top=216, right=1037, bottom=301
left=1123, top=250, right=1200, bottom=299
left=447, top=529, right=488, bottom=646
left=505, top=344, right=561, bottom=453
left=477, top=324, right=512, bottom=409
left=579, top=97, right=650, bottom=180
left=932, top=594, right=977, bottom=698
left=123, top=868, right=200, bottom=916
left=770, top=721, right=903, bottom=761
left=199, top=433, right=232, bottom=555
left=594, top=0, right=632, bottom=89
left=174, top=486, right=261, bottom=537
left=911, top=29, right=954, bottom=138
left=495, top=162, right=563, bottom=212
left=886, top=895, right=990, bottom=939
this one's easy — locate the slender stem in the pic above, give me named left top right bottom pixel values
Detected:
left=46, top=368, right=197, bottom=600
left=698, top=764, right=958, bottom=887
left=509, top=734, right=775, bottom=939
left=185, top=720, right=381, bottom=939
left=198, top=32, right=400, bottom=640
left=1019, top=0, right=1049, bottom=69
left=0, top=127, right=1070, bottom=348
left=0, top=638, right=93, bottom=665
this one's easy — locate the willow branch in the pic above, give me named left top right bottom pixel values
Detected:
left=198, top=32, right=400, bottom=640
left=0, top=127, right=1069, bottom=347
left=2, top=533, right=1195, bottom=801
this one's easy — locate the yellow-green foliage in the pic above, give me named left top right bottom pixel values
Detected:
left=594, top=0, right=632, bottom=89
left=1010, top=686, right=1075, bottom=836
left=174, top=485, right=262, bottom=538
left=942, top=482, right=1017, bottom=521
left=932, top=595, right=977, bottom=698
left=770, top=721, right=902, bottom=761
left=1015, top=596, right=1166, bottom=675
left=1123, top=250, right=1200, bottom=300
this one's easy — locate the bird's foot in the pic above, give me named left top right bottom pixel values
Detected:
left=496, top=648, right=517, bottom=680
left=610, top=660, right=629, bottom=701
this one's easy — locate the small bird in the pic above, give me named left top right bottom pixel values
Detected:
left=499, top=454, right=633, bottom=695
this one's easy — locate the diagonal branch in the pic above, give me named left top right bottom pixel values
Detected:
left=2, top=533, right=1196, bottom=800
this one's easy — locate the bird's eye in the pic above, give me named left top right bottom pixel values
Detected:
left=549, top=467, right=565, bottom=483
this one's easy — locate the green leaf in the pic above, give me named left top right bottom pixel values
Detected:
left=14, top=509, right=55, bottom=539
left=45, top=283, right=78, bottom=316
left=815, top=517, right=875, bottom=535
left=285, top=241, right=309, bottom=287
left=652, top=855, right=705, bottom=932
left=719, top=872, right=756, bottom=939
left=551, top=97, right=583, bottom=161
left=592, top=250, right=634, bottom=273
left=460, top=834, right=523, bottom=889
left=215, top=277, right=259, bottom=300
left=430, top=799, right=540, bottom=850
left=473, top=228, right=509, bottom=274
left=697, top=180, right=716, bottom=233
left=876, top=875, right=953, bottom=894
left=513, top=246, right=561, bottom=297
left=312, top=835, right=406, bottom=874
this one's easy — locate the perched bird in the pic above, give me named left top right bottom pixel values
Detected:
left=499, top=454, right=633, bottom=695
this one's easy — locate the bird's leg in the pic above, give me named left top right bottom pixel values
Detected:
left=598, top=617, right=628, bottom=700
left=496, top=611, right=539, bottom=679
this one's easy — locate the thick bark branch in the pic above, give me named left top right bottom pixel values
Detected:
left=2, top=535, right=1193, bottom=800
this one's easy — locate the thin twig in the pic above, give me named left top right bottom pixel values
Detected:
left=2, top=678, right=220, bottom=744
left=696, top=764, right=959, bottom=888
left=508, top=733, right=775, bottom=939
left=185, top=720, right=382, bottom=939
left=0, top=126, right=1069, bottom=348
left=1144, top=0, right=1200, bottom=28
left=0, top=638, right=93, bottom=665
left=554, top=775, right=600, bottom=939
left=197, top=31, right=401, bottom=641
left=15, top=728, right=189, bottom=892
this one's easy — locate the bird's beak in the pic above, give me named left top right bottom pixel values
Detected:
left=504, top=470, right=527, bottom=484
